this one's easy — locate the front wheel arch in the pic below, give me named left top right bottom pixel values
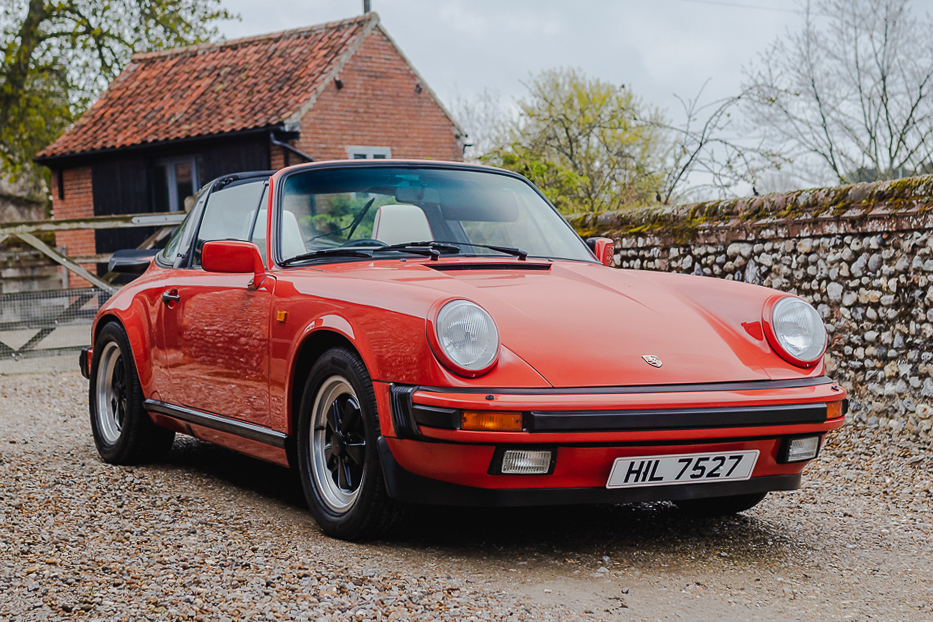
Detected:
left=289, top=329, right=362, bottom=441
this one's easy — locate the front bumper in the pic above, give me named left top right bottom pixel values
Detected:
left=375, top=378, right=847, bottom=506
left=79, top=347, right=92, bottom=379
left=377, top=437, right=802, bottom=506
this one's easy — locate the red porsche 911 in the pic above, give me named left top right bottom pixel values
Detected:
left=81, top=161, right=846, bottom=540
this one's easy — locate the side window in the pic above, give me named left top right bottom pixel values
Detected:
left=191, top=179, right=267, bottom=267
left=159, top=189, right=208, bottom=267
left=248, top=185, right=269, bottom=263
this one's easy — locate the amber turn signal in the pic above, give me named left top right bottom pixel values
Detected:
left=461, top=411, right=523, bottom=431
left=827, top=401, right=843, bottom=420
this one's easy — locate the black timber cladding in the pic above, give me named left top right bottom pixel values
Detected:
left=89, top=134, right=272, bottom=263
left=92, top=156, right=153, bottom=256
left=201, top=135, right=271, bottom=182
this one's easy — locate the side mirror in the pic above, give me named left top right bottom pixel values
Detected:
left=108, top=249, right=159, bottom=275
left=586, top=237, right=616, bottom=267
left=202, top=240, right=266, bottom=288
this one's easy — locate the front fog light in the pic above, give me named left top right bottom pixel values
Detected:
left=499, top=449, right=553, bottom=475
left=783, top=435, right=821, bottom=463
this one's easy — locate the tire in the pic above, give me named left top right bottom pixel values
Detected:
left=89, top=322, right=174, bottom=464
left=297, top=347, right=405, bottom=540
left=674, top=492, right=768, bottom=516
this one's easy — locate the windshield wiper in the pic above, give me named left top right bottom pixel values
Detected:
left=371, top=241, right=462, bottom=261
left=282, top=240, right=528, bottom=266
left=430, top=241, right=528, bottom=260
left=281, top=248, right=373, bottom=265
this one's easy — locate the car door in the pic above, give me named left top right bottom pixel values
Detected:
left=158, top=177, right=276, bottom=427
left=147, top=188, right=208, bottom=395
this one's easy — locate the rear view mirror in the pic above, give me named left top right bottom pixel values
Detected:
left=395, top=186, right=423, bottom=203
left=202, top=240, right=266, bottom=288
left=440, top=188, right=520, bottom=222
left=396, top=183, right=520, bottom=222
left=586, top=237, right=616, bottom=267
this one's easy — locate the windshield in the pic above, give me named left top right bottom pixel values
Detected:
left=276, top=166, right=593, bottom=264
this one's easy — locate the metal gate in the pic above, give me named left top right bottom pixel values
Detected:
left=0, top=211, right=183, bottom=365
left=0, top=287, right=110, bottom=360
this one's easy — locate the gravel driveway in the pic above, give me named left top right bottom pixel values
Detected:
left=1, top=370, right=931, bottom=621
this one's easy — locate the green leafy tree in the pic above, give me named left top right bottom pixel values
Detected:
left=482, top=68, right=668, bottom=214
left=302, top=194, right=397, bottom=243
left=0, top=0, right=233, bottom=182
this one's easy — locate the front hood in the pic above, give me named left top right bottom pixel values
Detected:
left=338, top=259, right=800, bottom=388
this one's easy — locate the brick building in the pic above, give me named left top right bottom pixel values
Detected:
left=35, top=13, right=465, bottom=284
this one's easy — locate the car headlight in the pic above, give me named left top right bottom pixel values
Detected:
left=430, top=299, right=500, bottom=377
left=764, top=296, right=826, bottom=367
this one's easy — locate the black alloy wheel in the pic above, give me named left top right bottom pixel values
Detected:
left=89, top=322, right=175, bottom=464
left=297, top=347, right=406, bottom=540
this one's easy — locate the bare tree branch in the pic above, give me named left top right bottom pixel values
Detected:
left=743, top=0, right=933, bottom=184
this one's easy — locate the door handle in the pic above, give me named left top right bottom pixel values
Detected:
left=161, top=289, right=180, bottom=305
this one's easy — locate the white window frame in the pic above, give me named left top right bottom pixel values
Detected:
left=346, top=146, right=392, bottom=160
left=156, top=156, right=201, bottom=212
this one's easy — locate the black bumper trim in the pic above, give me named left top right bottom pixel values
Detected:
left=390, top=383, right=460, bottom=436
left=144, top=399, right=287, bottom=448
left=79, top=347, right=91, bottom=379
left=414, top=376, right=833, bottom=396
left=528, top=402, right=827, bottom=432
left=377, top=437, right=801, bottom=507
left=389, top=385, right=420, bottom=439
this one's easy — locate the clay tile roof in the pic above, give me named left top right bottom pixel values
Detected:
left=38, top=14, right=377, bottom=159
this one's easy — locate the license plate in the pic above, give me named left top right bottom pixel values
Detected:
left=606, top=450, right=759, bottom=489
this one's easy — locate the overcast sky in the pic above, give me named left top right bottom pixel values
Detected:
left=220, top=0, right=933, bottom=119
left=218, top=0, right=816, bottom=116
left=219, top=0, right=933, bottom=192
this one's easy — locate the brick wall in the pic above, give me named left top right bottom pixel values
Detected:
left=295, top=29, right=463, bottom=162
left=270, top=145, right=287, bottom=171
left=52, top=167, right=96, bottom=288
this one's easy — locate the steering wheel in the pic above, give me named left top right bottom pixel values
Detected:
left=341, top=239, right=388, bottom=248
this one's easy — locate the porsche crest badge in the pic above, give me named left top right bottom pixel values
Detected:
left=642, top=355, right=662, bottom=368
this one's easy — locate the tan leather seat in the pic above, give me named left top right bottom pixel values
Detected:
left=250, top=209, right=306, bottom=260
left=372, top=204, right=433, bottom=245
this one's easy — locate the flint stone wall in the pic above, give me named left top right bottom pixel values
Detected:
left=568, top=175, right=933, bottom=437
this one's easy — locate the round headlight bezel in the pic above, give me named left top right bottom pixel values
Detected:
left=762, top=295, right=827, bottom=368
left=427, top=299, right=500, bottom=378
